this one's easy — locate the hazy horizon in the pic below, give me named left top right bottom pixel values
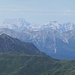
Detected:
left=0, top=0, right=75, bottom=24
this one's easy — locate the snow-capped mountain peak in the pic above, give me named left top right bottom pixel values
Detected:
left=1, top=18, right=31, bottom=31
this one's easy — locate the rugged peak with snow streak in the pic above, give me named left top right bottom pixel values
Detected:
left=43, top=21, right=75, bottom=33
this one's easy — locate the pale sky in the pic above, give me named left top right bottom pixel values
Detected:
left=0, top=0, right=75, bottom=24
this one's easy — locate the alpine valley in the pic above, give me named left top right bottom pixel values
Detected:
left=0, top=18, right=75, bottom=59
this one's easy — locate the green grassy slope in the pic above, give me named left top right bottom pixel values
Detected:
left=0, top=53, right=75, bottom=75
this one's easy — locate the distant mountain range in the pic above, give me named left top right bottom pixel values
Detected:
left=0, top=19, right=75, bottom=32
left=0, top=18, right=75, bottom=32
left=1, top=19, right=75, bottom=75
left=0, top=18, right=75, bottom=59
